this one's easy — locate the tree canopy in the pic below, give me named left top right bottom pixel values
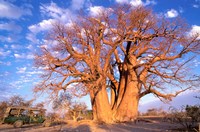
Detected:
left=34, top=5, right=200, bottom=123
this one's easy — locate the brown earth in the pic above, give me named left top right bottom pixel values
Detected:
left=0, top=117, right=192, bottom=132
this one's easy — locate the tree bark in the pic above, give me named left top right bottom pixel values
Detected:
left=115, top=70, right=139, bottom=122
left=89, top=90, right=97, bottom=121
left=110, top=87, right=116, bottom=109
left=90, top=86, right=113, bottom=123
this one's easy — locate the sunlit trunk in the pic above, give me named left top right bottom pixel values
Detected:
left=89, top=90, right=97, bottom=121
left=115, top=70, right=139, bottom=122
left=90, top=85, right=113, bottom=123
left=115, top=72, right=126, bottom=108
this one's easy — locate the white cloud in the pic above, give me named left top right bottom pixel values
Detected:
left=16, top=67, right=27, bottom=73
left=0, top=48, right=11, bottom=57
left=130, top=0, right=143, bottom=7
left=115, top=0, right=129, bottom=3
left=0, top=0, right=32, bottom=19
left=14, top=53, right=23, bottom=59
left=0, top=32, right=21, bottom=43
left=115, top=0, right=156, bottom=6
left=143, top=0, right=157, bottom=6
left=88, top=6, right=113, bottom=17
left=0, top=22, right=22, bottom=33
left=28, top=19, right=55, bottom=34
left=26, top=44, right=34, bottom=50
left=71, top=0, right=85, bottom=10
left=27, top=54, right=34, bottom=59
left=14, top=53, right=34, bottom=59
left=27, top=2, right=74, bottom=43
left=26, top=33, right=39, bottom=43
left=0, top=61, right=11, bottom=66
left=193, top=4, right=199, bottom=8
left=40, top=2, right=74, bottom=23
left=188, top=25, right=200, bottom=39
left=0, top=35, right=20, bottom=43
left=193, top=0, right=200, bottom=8
left=165, top=9, right=179, bottom=18
left=193, top=59, right=200, bottom=67
left=11, top=44, right=22, bottom=50
left=88, top=6, right=104, bottom=16
left=27, top=71, right=43, bottom=75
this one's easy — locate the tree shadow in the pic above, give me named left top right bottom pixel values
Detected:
left=61, top=124, right=92, bottom=132
left=0, top=124, right=42, bottom=132
left=96, top=120, right=182, bottom=132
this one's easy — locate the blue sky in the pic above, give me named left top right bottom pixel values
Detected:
left=0, top=0, right=200, bottom=108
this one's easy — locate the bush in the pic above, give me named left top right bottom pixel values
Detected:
left=143, top=108, right=166, bottom=116
left=185, top=105, right=200, bottom=123
left=168, top=105, right=200, bottom=130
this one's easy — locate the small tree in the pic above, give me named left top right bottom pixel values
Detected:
left=52, top=92, right=72, bottom=116
left=67, top=102, right=87, bottom=122
left=8, top=95, right=33, bottom=107
left=0, top=101, right=8, bottom=121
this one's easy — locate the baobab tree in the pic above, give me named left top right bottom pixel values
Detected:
left=34, top=5, right=200, bottom=123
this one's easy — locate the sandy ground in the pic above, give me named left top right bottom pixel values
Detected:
left=0, top=118, right=185, bottom=132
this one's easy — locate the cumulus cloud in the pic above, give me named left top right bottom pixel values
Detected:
left=88, top=6, right=104, bottom=16
left=14, top=53, right=34, bottom=59
left=14, top=53, right=23, bottom=59
left=27, top=19, right=51, bottom=43
left=88, top=6, right=113, bottom=17
left=28, top=19, right=55, bottom=34
left=16, top=67, right=27, bottom=73
left=0, top=22, right=22, bottom=33
left=130, top=0, right=143, bottom=6
left=115, top=0, right=156, bottom=6
left=0, top=35, right=13, bottom=43
left=26, top=33, right=39, bottom=43
left=188, top=25, right=200, bottom=39
left=0, top=0, right=32, bottom=19
left=10, top=44, right=23, bottom=50
left=115, top=0, right=129, bottom=3
left=193, top=0, right=200, bottom=8
left=0, top=61, right=11, bottom=66
left=0, top=48, right=11, bottom=57
left=27, top=71, right=43, bottom=75
left=40, top=2, right=74, bottom=23
left=193, top=4, right=199, bottom=8
left=165, top=9, right=179, bottom=18
left=0, top=80, right=15, bottom=101
left=0, top=34, right=21, bottom=43
left=27, top=2, right=75, bottom=43
left=71, top=0, right=85, bottom=10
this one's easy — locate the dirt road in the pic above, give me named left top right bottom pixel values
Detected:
left=0, top=119, right=184, bottom=132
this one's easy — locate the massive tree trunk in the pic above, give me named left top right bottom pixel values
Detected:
left=89, top=90, right=98, bottom=121
left=115, top=83, right=139, bottom=121
left=90, top=85, right=113, bottom=123
left=115, top=69, right=139, bottom=122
